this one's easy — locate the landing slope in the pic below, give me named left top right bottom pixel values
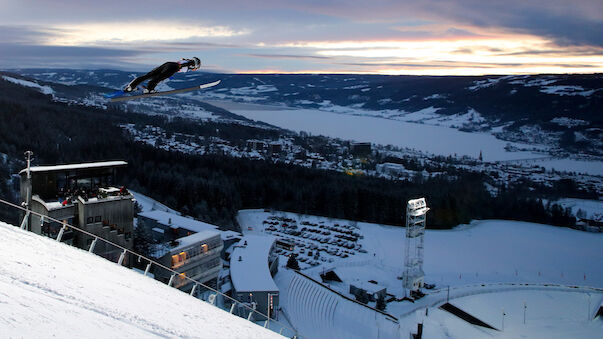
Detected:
left=0, top=221, right=283, bottom=338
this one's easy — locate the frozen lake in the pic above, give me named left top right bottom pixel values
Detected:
left=220, top=104, right=542, bottom=161
left=204, top=100, right=603, bottom=175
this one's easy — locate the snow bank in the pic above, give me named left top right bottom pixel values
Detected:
left=0, top=221, right=283, bottom=338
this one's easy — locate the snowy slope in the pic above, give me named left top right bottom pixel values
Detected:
left=0, top=221, right=283, bottom=338
left=400, top=289, right=603, bottom=339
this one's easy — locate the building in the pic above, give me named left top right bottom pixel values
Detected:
left=247, top=140, right=267, bottom=152
left=349, top=281, right=387, bottom=302
left=350, top=142, right=371, bottom=157
left=137, top=210, right=219, bottom=243
left=154, top=230, right=223, bottom=291
left=269, top=142, right=283, bottom=155
left=230, top=235, right=279, bottom=319
left=19, top=161, right=134, bottom=262
left=376, top=162, right=414, bottom=178
left=137, top=210, right=224, bottom=290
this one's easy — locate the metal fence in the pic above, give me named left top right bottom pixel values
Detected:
left=0, top=198, right=301, bottom=338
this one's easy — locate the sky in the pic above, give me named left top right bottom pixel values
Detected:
left=0, top=0, right=602, bottom=75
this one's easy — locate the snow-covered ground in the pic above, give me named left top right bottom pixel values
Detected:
left=550, top=198, right=603, bottom=221
left=238, top=210, right=603, bottom=338
left=0, top=221, right=283, bottom=338
left=401, top=289, right=603, bottom=338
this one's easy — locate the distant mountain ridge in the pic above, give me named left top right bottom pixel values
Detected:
left=7, top=69, right=603, bottom=156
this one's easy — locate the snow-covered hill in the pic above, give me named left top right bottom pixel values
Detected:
left=0, top=221, right=283, bottom=338
left=10, top=69, right=603, bottom=156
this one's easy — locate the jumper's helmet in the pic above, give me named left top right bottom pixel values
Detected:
left=190, top=57, right=201, bottom=70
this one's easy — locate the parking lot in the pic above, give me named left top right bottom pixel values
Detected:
left=260, top=215, right=367, bottom=269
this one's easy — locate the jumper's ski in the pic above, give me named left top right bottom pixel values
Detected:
left=108, top=80, right=221, bottom=102
left=104, top=90, right=125, bottom=99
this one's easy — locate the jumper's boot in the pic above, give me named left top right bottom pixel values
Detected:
left=124, top=83, right=136, bottom=93
left=143, top=88, right=157, bottom=94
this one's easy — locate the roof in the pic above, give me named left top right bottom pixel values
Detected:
left=221, top=230, right=242, bottom=241
left=20, top=161, right=127, bottom=175
left=230, top=235, right=278, bottom=293
left=352, top=281, right=386, bottom=294
left=170, top=230, right=221, bottom=253
left=138, top=210, right=219, bottom=233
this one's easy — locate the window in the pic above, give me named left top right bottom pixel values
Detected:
left=171, top=252, right=188, bottom=268
left=87, top=217, right=93, bottom=224
left=94, top=216, right=102, bottom=223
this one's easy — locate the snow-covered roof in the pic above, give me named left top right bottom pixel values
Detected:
left=352, top=281, right=386, bottom=294
left=31, top=195, right=71, bottom=211
left=230, top=235, right=278, bottom=293
left=20, top=161, right=127, bottom=175
left=221, top=230, right=242, bottom=241
left=170, top=230, right=221, bottom=253
left=138, top=210, right=219, bottom=233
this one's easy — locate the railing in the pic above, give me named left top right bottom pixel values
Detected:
left=0, top=198, right=301, bottom=338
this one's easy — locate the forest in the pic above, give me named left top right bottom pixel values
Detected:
left=0, top=77, right=578, bottom=230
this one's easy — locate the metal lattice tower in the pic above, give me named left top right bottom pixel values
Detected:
left=403, top=198, right=429, bottom=291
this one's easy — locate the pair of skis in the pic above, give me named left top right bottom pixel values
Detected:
left=104, top=80, right=221, bottom=102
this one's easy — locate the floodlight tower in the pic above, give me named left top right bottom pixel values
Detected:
left=403, top=198, right=429, bottom=292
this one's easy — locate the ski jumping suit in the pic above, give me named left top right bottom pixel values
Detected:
left=128, top=60, right=193, bottom=91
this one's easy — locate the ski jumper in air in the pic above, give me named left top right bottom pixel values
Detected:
left=124, top=57, right=201, bottom=93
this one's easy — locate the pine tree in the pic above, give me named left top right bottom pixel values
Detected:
left=286, top=254, right=300, bottom=270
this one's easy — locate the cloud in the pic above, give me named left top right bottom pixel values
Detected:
left=0, top=43, right=145, bottom=69
left=298, top=0, right=603, bottom=47
left=245, top=53, right=331, bottom=60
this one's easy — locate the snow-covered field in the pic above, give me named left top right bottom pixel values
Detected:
left=0, top=221, right=283, bottom=338
left=550, top=198, right=603, bottom=221
left=238, top=210, right=603, bottom=338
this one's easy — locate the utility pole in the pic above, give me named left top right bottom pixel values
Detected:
left=587, top=294, right=591, bottom=321
left=502, top=308, right=506, bottom=331
left=20, top=151, right=34, bottom=231
left=523, top=301, right=526, bottom=324
left=24, top=151, right=33, bottom=206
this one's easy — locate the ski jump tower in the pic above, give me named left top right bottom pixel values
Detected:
left=403, top=198, right=429, bottom=292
